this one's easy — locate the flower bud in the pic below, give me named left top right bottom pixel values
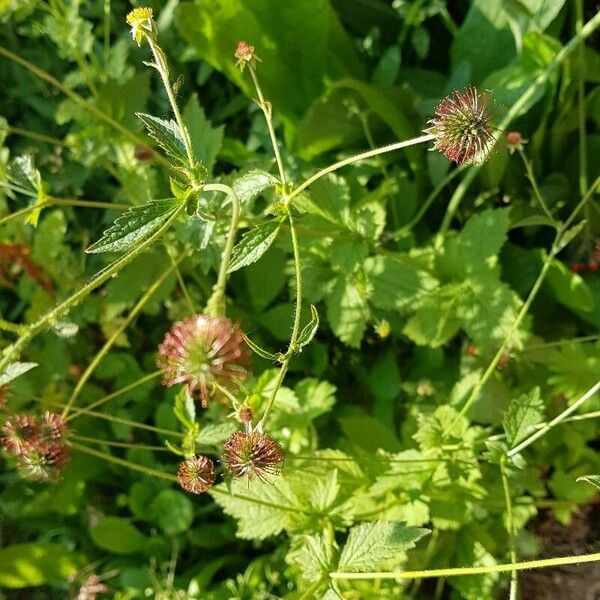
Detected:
left=177, top=455, right=215, bottom=494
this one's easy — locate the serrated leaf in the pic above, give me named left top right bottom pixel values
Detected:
left=0, top=362, right=38, bottom=386
left=338, top=521, right=429, bottom=572
left=183, top=95, right=223, bottom=176
left=297, top=304, right=319, bottom=349
left=6, top=155, right=41, bottom=195
left=503, top=387, right=545, bottom=447
left=577, top=475, right=600, bottom=490
left=556, top=220, right=587, bottom=252
left=289, top=532, right=336, bottom=582
left=136, top=113, right=188, bottom=165
left=86, top=198, right=180, bottom=254
left=233, top=169, right=279, bottom=203
left=227, top=219, right=283, bottom=273
left=196, top=421, right=238, bottom=446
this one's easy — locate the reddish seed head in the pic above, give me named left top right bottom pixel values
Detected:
left=222, top=430, right=284, bottom=482
left=237, top=406, right=253, bottom=424
left=38, top=411, right=67, bottom=444
left=588, top=261, right=599, bottom=273
left=234, top=41, right=258, bottom=70
left=426, top=86, right=495, bottom=165
left=134, top=145, right=155, bottom=161
left=157, top=315, right=250, bottom=407
left=1, top=414, right=37, bottom=455
left=177, top=455, right=215, bottom=494
left=18, top=441, right=70, bottom=482
left=506, top=131, right=525, bottom=153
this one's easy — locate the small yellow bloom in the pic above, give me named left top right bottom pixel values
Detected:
left=374, top=319, right=391, bottom=339
left=126, top=7, right=154, bottom=47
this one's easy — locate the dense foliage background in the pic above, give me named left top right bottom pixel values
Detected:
left=1, top=0, right=599, bottom=598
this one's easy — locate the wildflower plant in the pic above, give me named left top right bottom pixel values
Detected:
left=0, top=2, right=600, bottom=599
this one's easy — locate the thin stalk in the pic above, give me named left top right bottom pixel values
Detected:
left=0, top=198, right=128, bottom=227
left=258, top=208, right=303, bottom=428
left=204, top=183, right=241, bottom=316
left=575, top=0, right=588, bottom=198
left=72, top=442, right=178, bottom=481
left=63, top=256, right=182, bottom=417
left=287, top=134, right=435, bottom=205
left=145, top=37, right=195, bottom=171
left=501, top=457, right=518, bottom=600
left=103, top=0, right=111, bottom=65
left=0, top=199, right=188, bottom=373
left=507, top=380, right=600, bottom=458
left=437, top=10, right=600, bottom=234
left=71, top=434, right=169, bottom=452
left=170, top=253, right=195, bottom=313
left=0, top=319, right=27, bottom=335
left=67, top=371, right=161, bottom=421
left=7, top=126, right=66, bottom=146
left=247, top=65, right=286, bottom=184
left=0, top=46, right=146, bottom=148
left=518, top=149, right=554, bottom=221
left=521, top=334, right=600, bottom=352
left=329, top=552, right=600, bottom=580
left=398, top=164, right=467, bottom=234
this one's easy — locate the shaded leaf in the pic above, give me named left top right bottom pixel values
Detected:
left=90, top=517, right=146, bottom=554
left=136, top=113, right=188, bottom=165
left=233, top=169, right=279, bottom=203
left=227, top=219, right=283, bottom=273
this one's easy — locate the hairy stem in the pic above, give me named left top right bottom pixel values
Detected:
left=0, top=199, right=188, bottom=374
left=501, top=457, right=518, bottom=600
left=204, top=183, right=241, bottom=317
left=518, top=149, right=554, bottom=221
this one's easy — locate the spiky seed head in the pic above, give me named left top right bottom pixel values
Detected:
left=425, top=86, right=495, bottom=165
left=236, top=406, right=253, bottom=424
left=157, top=315, right=250, bottom=407
left=177, top=455, right=215, bottom=494
left=1, top=414, right=37, bottom=455
left=222, top=430, right=284, bottom=482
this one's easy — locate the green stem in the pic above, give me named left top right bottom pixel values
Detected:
left=507, top=380, right=600, bottom=458
left=7, top=126, right=66, bottom=146
left=145, top=37, right=196, bottom=172
left=575, top=0, right=588, bottom=198
left=72, top=442, right=178, bottom=481
left=298, top=577, right=327, bottom=600
left=500, top=457, right=518, bottom=600
left=0, top=199, right=187, bottom=373
left=0, top=319, right=27, bottom=335
left=258, top=208, right=303, bottom=428
left=62, top=256, right=183, bottom=417
left=329, top=552, right=600, bottom=580
left=67, top=371, right=161, bottom=421
left=204, top=183, right=241, bottom=317
left=437, top=9, right=600, bottom=233
left=287, top=134, right=435, bottom=206
left=518, top=149, right=554, bottom=221
left=71, top=434, right=169, bottom=452
left=103, top=0, right=111, bottom=65
left=247, top=65, right=286, bottom=185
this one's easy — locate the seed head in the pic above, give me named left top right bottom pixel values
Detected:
left=506, top=131, right=526, bottom=154
left=177, top=455, right=215, bottom=494
left=18, top=442, right=70, bottom=482
left=236, top=406, right=254, bottom=424
left=222, top=430, right=284, bottom=482
left=1, top=414, right=37, bottom=455
left=426, top=86, right=495, bottom=165
left=234, top=41, right=259, bottom=71
left=126, top=7, right=155, bottom=47
left=38, top=411, right=66, bottom=445
left=157, top=315, right=250, bottom=407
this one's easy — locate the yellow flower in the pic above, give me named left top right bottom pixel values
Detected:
left=126, top=7, right=154, bottom=47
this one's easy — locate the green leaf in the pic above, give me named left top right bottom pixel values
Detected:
left=7, top=155, right=46, bottom=226
left=136, top=113, right=188, bottom=165
left=0, top=543, right=84, bottom=588
left=233, top=169, right=279, bottom=203
left=326, top=275, right=369, bottom=348
left=183, top=95, right=224, bottom=176
left=196, top=421, right=238, bottom=446
left=86, top=198, right=180, bottom=254
left=577, top=475, right=600, bottom=490
left=544, top=253, right=594, bottom=313
left=210, top=478, right=300, bottom=540
left=150, top=490, right=194, bottom=535
left=227, top=219, right=283, bottom=273
left=90, top=516, right=147, bottom=554
left=297, top=304, right=319, bottom=349
left=364, top=255, right=438, bottom=310
left=556, top=220, right=587, bottom=252
left=0, top=362, right=38, bottom=386
left=289, top=532, right=336, bottom=582
left=510, top=214, right=557, bottom=229
left=337, top=521, right=429, bottom=572
left=503, top=387, right=545, bottom=446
